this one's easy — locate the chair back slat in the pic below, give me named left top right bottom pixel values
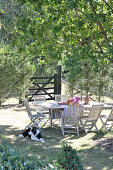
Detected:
left=54, top=95, right=67, bottom=102
left=35, top=105, right=46, bottom=113
left=24, top=99, right=32, bottom=118
left=33, top=95, right=46, bottom=102
left=88, top=105, right=103, bottom=120
left=63, top=105, right=84, bottom=122
left=108, top=107, right=113, bottom=120
left=33, top=95, right=49, bottom=113
left=61, top=105, right=84, bottom=136
left=24, top=98, right=47, bottom=129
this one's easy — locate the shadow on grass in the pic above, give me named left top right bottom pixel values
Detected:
left=0, top=104, right=19, bottom=109
left=0, top=101, right=113, bottom=170
left=0, top=124, right=113, bottom=169
left=1, top=103, right=26, bottom=112
left=0, top=124, right=69, bottom=161
left=78, top=143, right=113, bottom=170
left=92, top=130, right=108, bottom=140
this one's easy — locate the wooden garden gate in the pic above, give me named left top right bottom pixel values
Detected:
left=28, top=66, right=61, bottom=101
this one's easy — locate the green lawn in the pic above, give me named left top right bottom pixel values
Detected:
left=0, top=98, right=113, bottom=170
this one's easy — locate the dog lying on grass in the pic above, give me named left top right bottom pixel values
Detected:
left=18, top=127, right=45, bottom=143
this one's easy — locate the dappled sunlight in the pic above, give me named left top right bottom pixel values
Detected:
left=78, top=145, right=113, bottom=170
left=2, top=98, right=19, bottom=105
left=92, top=131, right=107, bottom=140
left=0, top=100, right=113, bottom=169
left=84, top=166, right=93, bottom=170
left=5, top=135, right=17, bottom=144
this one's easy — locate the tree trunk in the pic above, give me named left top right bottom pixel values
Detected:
left=19, top=99, right=24, bottom=105
left=0, top=99, right=1, bottom=107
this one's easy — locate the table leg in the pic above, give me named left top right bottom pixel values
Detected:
left=50, top=108, right=63, bottom=126
left=50, top=109, right=53, bottom=126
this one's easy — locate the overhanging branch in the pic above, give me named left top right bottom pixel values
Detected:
left=89, top=2, right=110, bottom=45
left=102, top=0, right=113, bottom=13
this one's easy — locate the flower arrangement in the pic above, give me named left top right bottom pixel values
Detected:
left=58, top=97, right=81, bottom=105
left=58, top=97, right=80, bottom=105
left=72, top=97, right=80, bottom=104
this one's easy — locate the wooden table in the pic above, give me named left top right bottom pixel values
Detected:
left=34, top=101, right=67, bottom=126
left=81, top=101, right=112, bottom=110
left=34, top=101, right=112, bottom=126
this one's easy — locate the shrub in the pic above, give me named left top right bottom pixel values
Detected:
left=0, top=140, right=57, bottom=170
left=0, top=142, right=43, bottom=169
left=56, top=142, right=83, bottom=170
left=0, top=141, right=84, bottom=170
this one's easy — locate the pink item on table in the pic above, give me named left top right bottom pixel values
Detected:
left=72, top=97, right=80, bottom=104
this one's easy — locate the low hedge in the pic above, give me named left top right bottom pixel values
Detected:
left=0, top=140, right=83, bottom=169
left=56, top=142, right=84, bottom=170
left=0, top=142, right=43, bottom=169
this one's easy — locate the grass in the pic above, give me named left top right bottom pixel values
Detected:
left=0, top=98, right=113, bottom=170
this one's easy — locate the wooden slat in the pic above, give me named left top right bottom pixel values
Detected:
left=32, top=82, right=54, bottom=85
left=29, top=87, right=54, bottom=90
left=31, top=76, right=55, bottom=80
left=33, top=92, right=54, bottom=95
left=28, top=96, right=54, bottom=101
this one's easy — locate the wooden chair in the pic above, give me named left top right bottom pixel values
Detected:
left=33, top=95, right=46, bottom=102
left=100, top=107, right=113, bottom=132
left=53, top=94, right=67, bottom=125
left=33, top=95, right=49, bottom=127
left=54, top=94, right=67, bottom=102
left=80, top=105, right=103, bottom=134
left=61, top=105, right=84, bottom=137
left=24, top=99, right=46, bottom=130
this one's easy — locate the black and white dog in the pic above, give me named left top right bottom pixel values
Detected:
left=18, top=127, right=45, bottom=143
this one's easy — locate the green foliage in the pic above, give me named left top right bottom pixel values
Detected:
left=24, top=0, right=113, bottom=62
left=0, top=140, right=57, bottom=169
left=0, top=140, right=84, bottom=170
left=0, top=43, right=35, bottom=101
left=62, top=46, right=111, bottom=100
left=56, top=142, right=83, bottom=170
left=0, top=0, right=35, bottom=101
left=0, top=141, right=43, bottom=169
left=0, top=0, right=113, bottom=102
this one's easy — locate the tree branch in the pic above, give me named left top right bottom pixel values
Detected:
left=96, top=41, right=103, bottom=54
left=74, top=8, right=86, bottom=15
left=56, top=41, right=73, bottom=48
left=74, top=8, right=105, bottom=54
left=72, top=5, right=113, bottom=63
left=102, top=0, right=113, bottom=13
left=89, top=2, right=110, bottom=45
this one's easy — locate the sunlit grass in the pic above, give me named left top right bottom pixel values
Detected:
left=0, top=98, right=113, bottom=169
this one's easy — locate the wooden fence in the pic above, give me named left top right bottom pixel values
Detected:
left=28, top=66, right=61, bottom=101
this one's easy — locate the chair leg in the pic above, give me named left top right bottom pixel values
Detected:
left=61, top=124, right=64, bottom=135
left=77, top=125, right=79, bottom=137
left=26, top=115, right=46, bottom=130
left=94, top=124, right=99, bottom=132
left=33, top=123, right=41, bottom=130
left=25, top=121, right=33, bottom=129
left=25, top=121, right=41, bottom=130
left=62, top=129, right=64, bottom=136
left=34, top=116, right=46, bottom=129
left=40, top=119, right=49, bottom=128
left=99, top=118, right=108, bottom=132
left=61, top=119, right=64, bottom=136
left=108, top=123, right=113, bottom=132
left=37, top=116, right=46, bottom=125
left=79, top=120, right=87, bottom=134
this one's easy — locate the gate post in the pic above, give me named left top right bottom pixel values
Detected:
left=57, top=65, right=62, bottom=94
left=54, top=73, right=58, bottom=95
